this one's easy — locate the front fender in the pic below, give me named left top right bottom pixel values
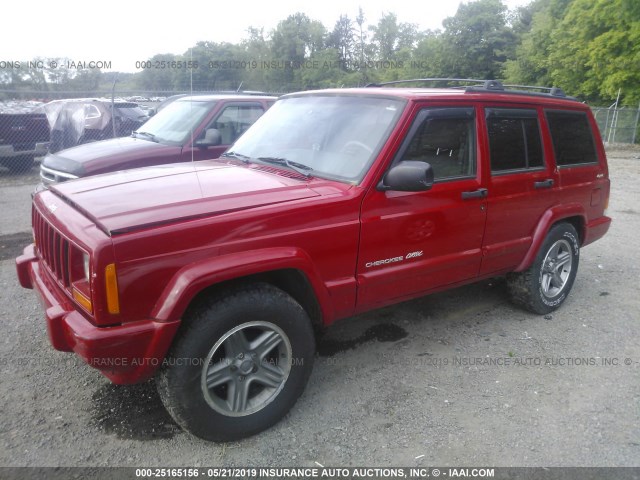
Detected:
left=151, top=247, right=332, bottom=322
left=514, top=204, right=586, bottom=272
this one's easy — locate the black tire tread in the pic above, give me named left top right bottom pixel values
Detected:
left=156, top=282, right=314, bottom=441
left=506, top=268, right=537, bottom=312
left=506, top=222, right=579, bottom=315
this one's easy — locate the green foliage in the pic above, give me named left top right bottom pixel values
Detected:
left=440, top=0, right=516, bottom=79
left=2, top=0, right=638, bottom=105
left=506, top=0, right=639, bottom=105
left=369, top=13, right=420, bottom=62
left=300, top=49, right=349, bottom=88
left=503, top=0, right=569, bottom=85
left=267, top=13, right=328, bottom=90
left=137, top=54, right=177, bottom=91
left=407, top=33, right=446, bottom=78
left=327, top=15, right=357, bottom=68
left=548, top=0, right=640, bottom=105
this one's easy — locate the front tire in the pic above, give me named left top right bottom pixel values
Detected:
left=507, top=223, right=580, bottom=314
left=157, top=283, right=315, bottom=441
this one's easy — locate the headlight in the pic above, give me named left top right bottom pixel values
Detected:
left=70, top=247, right=92, bottom=313
left=83, top=253, right=90, bottom=282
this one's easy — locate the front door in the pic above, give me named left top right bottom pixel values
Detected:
left=357, top=105, right=487, bottom=310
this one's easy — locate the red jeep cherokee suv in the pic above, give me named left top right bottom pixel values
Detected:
left=16, top=80, right=611, bottom=441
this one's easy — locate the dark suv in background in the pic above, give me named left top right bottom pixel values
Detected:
left=0, top=102, right=50, bottom=172
left=40, top=94, right=276, bottom=184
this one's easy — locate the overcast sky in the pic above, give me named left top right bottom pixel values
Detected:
left=2, top=0, right=531, bottom=73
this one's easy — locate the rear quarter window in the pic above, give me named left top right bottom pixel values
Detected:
left=545, top=110, right=598, bottom=166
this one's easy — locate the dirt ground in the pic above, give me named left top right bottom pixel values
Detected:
left=0, top=146, right=638, bottom=467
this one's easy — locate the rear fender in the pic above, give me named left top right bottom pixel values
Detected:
left=515, top=204, right=586, bottom=272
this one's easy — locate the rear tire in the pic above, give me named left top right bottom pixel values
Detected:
left=157, top=283, right=315, bottom=442
left=507, top=223, right=580, bottom=314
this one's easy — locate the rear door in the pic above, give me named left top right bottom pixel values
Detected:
left=545, top=109, right=608, bottom=230
left=357, top=104, right=488, bottom=310
left=479, top=106, right=558, bottom=275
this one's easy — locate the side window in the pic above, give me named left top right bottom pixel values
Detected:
left=399, top=107, right=476, bottom=181
left=486, top=108, right=543, bottom=173
left=84, top=104, right=101, bottom=119
left=545, top=110, right=598, bottom=166
left=208, top=105, right=265, bottom=145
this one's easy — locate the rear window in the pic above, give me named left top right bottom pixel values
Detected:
left=545, top=110, right=598, bottom=166
left=486, top=108, right=543, bottom=173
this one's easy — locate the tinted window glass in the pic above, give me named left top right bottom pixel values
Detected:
left=487, top=109, right=543, bottom=172
left=208, top=105, right=265, bottom=144
left=546, top=110, right=598, bottom=166
left=138, top=100, right=214, bottom=144
left=400, top=108, right=476, bottom=180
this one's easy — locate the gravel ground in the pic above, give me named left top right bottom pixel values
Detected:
left=0, top=147, right=638, bottom=468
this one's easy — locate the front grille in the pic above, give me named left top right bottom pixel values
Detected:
left=32, top=206, right=71, bottom=288
left=40, top=165, right=78, bottom=185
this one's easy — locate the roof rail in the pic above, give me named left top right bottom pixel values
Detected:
left=499, top=84, right=567, bottom=97
left=365, top=78, right=574, bottom=99
left=365, top=78, right=498, bottom=88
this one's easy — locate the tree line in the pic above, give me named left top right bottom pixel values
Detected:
left=2, top=0, right=638, bottom=106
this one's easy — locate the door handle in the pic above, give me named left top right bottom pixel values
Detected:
left=534, top=179, right=554, bottom=189
left=461, top=188, right=488, bottom=200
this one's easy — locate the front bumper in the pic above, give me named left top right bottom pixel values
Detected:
left=0, top=141, right=49, bottom=158
left=16, top=245, right=180, bottom=384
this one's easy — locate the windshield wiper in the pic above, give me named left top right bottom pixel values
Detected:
left=257, top=157, right=313, bottom=177
left=132, top=131, right=159, bottom=142
left=221, top=151, right=251, bottom=163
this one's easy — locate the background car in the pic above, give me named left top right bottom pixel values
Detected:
left=0, top=101, right=50, bottom=172
left=40, top=94, right=276, bottom=184
left=43, top=98, right=148, bottom=153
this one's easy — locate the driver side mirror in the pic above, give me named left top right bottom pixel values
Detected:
left=378, top=161, right=434, bottom=192
left=195, top=128, right=222, bottom=148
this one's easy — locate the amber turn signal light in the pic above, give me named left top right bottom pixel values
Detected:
left=105, top=263, right=120, bottom=314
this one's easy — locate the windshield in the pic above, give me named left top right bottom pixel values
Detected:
left=229, top=95, right=405, bottom=183
left=135, top=100, right=215, bottom=144
left=116, top=105, right=148, bottom=121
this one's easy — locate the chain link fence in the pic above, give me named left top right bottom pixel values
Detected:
left=592, top=106, right=640, bottom=145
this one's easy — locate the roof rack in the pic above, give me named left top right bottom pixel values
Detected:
left=501, top=84, right=567, bottom=97
left=365, top=78, right=497, bottom=89
left=365, top=78, right=574, bottom=99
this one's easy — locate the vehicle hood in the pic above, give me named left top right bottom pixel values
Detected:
left=49, top=161, right=321, bottom=235
left=42, top=136, right=178, bottom=176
